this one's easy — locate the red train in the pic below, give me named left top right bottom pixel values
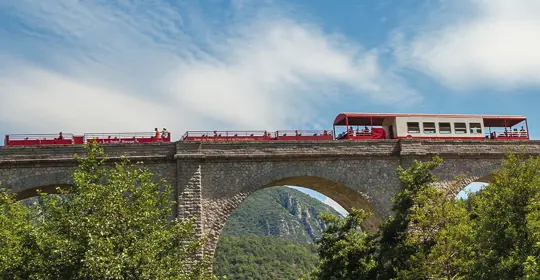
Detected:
left=3, top=113, right=531, bottom=146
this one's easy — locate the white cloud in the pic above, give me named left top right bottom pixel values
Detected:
left=323, top=197, right=348, bottom=217
left=0, top=0, right=419, bottom=137
left=0, top=58, right=170, bottom=134
left=394, top=0, right=540, bottom=90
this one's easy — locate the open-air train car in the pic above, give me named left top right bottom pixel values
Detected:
left=4, top=132, right=171, bottom=146
left=2, top=112, right=531, bottom=146
left=332, top=113, right=530, bottom=140
left=180, top=130, right=333, bottom=142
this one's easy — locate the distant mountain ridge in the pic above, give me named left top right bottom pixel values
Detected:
left=221, top=186, right=343, bottom=244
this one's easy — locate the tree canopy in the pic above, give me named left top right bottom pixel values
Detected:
left=0, top=143, right=214, bottom=280
left=313, top=154, right=540, bottom=280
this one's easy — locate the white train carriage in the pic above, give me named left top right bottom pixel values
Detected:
left=332, top=113, right=530, bottom=140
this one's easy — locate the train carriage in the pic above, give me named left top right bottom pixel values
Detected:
left=332, top=113, right=530, bottom=140
left=180, top=130, right=333, bottom=141
left=4, top=132, right=171, bottom=146
left=2, top=112, right=531, bottom=146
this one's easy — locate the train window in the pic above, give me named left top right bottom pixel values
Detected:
left=423, top=122, right=436, bottom=134
left=454, top=123, right=467, bottom=134
left=407, top=122, right=420, bottom=133
left=470, top=123, right=482, bottom=134
left=439, top=123, right=451, bottom=134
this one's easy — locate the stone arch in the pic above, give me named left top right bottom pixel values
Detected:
left=202, top=162, right=397, bottom=260
left=1, top=170, right=74, bottom=201
left=431, top=158, right=502, bottom=196
left=15, top=184, right=72, bottom=201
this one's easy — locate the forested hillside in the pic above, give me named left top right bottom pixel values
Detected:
left=213, top=186, right=342, bottom=279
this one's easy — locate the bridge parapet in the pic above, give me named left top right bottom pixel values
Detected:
left=0, top=143, right=176, bottom=166
left=399, top=140, right=540, bottom=157
left=3, top=140, right=540, bottom=163
left=175, top=140, right=401, bottom=160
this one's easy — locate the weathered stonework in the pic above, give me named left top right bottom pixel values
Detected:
left=2, top=139, right=540, bottom=266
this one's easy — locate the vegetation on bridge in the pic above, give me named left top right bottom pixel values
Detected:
left=0, top=143, right=213, bottom=280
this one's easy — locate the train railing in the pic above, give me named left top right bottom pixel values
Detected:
left=486, top=130, right=529, bottom=139
left=274, top=130, right=333, bottom=140
left=83, top=132, right=171, bottom=144
left=180, top=130, right=334, bottom=141
left=181, top=131, right=270, bottom=141
left=5, top=133, right=76, bottom=146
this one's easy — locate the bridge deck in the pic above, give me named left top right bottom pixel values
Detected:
left=2, top=140, right=540, bottom=166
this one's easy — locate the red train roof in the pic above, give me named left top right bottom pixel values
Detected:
left=333, top=113, right=527, bottom=127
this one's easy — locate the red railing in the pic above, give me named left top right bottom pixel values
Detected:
left=486, top=130, right=529, bottom=140
left=181, top=131, right=270, bottom=141
left=180, top=130, right=334, bottom=141
left=5, top=134, right=75, bottom=146
left=274, top=130, right=333, bottom=140
left=4, top=132, right=171, bottom=146
left=83, top=132, right=171, bottom=144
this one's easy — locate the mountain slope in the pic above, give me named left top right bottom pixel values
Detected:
left=214, top=235, right=318, bottom=280
left=214, top=186, right=344, bottom=279
left=221, top=186, right=343, bottom=244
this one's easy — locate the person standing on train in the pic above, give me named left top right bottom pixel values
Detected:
left=155, top=128, right=160, bottom=138
left=161, top=128, right=169, bottom=138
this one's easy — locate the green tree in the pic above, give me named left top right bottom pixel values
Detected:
left=311, top=208, right=377, bottom=280
left=0, top=189, right=39, bottom=279
left=214, top=235, right=319, bottom=280
left=395, top=179, right=474, bottom=279
left=467, top=153, right=540, bottom=279
left=312, top=153, right=540, bottom=280
left=375, top=156, right=444, bottom=279
left=0, top=143, right=214, bottom=279
left=312, top=156, right=473, bottom=279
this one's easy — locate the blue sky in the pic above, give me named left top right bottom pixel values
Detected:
left=1, top=0, right=539, bottom=214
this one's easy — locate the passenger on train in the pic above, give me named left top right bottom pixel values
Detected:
left=155, top=128, right=160, bottom=138
left=161, top=128, right=169, bottom=138
left=58, top=132, right=64, bottom=140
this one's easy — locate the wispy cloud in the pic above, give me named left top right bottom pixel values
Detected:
left=392, top=0, right=540, bottom=91
left=0, top=0, right=419, bottom=136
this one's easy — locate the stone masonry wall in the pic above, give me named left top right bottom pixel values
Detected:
left=0, top=143, right=177, bottom=200
left=198, top=158, right=402, bottom=257
left=175, top=140, right=540, bottom=259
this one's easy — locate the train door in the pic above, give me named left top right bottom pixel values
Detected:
left=388, top=125, right=394, bottom=139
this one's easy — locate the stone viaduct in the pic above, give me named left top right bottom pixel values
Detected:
left=2, top=139, right=540, bottom=260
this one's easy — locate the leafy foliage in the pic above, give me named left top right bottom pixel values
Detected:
left=311, top=209, right=376, bottom=280
left=314, top=153, right=540, bottom=280
left=466, top=153, right=540, bottom=279
left=376, top=156, right=444, bottom=279
left=0, top=143, right=213, bottom=279
left=0, top=189, right=38, bottom=279
left=214, top=235, right=319, bottom=280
